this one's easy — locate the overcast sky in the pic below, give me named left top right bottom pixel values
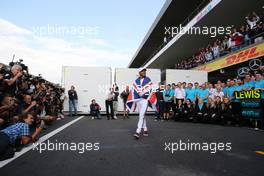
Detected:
left=0, top=0, right=164, bottom=84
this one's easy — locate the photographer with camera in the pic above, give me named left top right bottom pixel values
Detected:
left=0, top=95, right=19, bottom=129
left=0, top=112, right=44, bottom=161
left=19, top=94, right=41, bottom=127
left=4, top=64, right=23, bottom=97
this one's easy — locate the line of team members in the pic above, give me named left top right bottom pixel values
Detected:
left=155, top=72, right=264, bottom=128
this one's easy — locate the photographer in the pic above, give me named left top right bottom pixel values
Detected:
left=4, top=64, right=23, bottom=96
left=90, top=99, right=101, bottom=120
left=0, top=113, right=44, bottom=161
left=0, top=95, right=19, bottom=129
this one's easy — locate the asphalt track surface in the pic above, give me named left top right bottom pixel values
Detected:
left=1, top=115, right=264, bottom=176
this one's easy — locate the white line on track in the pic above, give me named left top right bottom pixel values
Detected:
left=0, top=115, right=85, bottom=168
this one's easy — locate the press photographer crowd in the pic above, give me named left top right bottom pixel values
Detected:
left=0, top=61, right=65, bottom=161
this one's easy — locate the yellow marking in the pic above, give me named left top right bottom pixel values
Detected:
left=255, top=151, right=264, bottom=155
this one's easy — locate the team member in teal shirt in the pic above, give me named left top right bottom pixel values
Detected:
left=255, top=72, right=264, bottom=99
left=193, top=82, right=200, bottom=102
left=197, top=84, right=209, bottom=103
left=163, top=84, right=174, bottom=120
left=227, top=80, right=237, bottom=100
left=185, top=83, right=196, bottom=104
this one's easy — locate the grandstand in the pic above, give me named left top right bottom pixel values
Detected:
left=128, top=0, right=263, bottom=82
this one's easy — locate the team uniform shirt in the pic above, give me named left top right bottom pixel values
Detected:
left=185, top=88, right=196, bottom=102
left=227, top=85, right=237, bottom=99
left=197, top=89, right=209, bottom=101
left=243, top=81, right=255, bottom=89
left=163, top=89, right=174, bottom=102
left=1, top=122, right=30, bottom=144
left=255, top=80, right=264, bottom=99
left=235, top=85, right=244, bottom=91
left=174, top=88, right=186, bottom=99
left=222, top=87, right=229, bottom=96
left=194, top=88, right=200, bottom=98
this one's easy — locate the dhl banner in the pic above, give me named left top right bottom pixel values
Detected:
left=195, top=42, right=264, bottom=72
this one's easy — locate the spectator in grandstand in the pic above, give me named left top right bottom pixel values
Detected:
left=204, top=47, right=213, bottom=62
left=120, top=86, right=130, bottom=119
left=112, top=84, right=119, bottom=120
left=68, top=85, right=78, bottom=117
left=212, top=42, right=220, bottom=59
left=173, top=10, right=264, bottom=71
left=227, top=33, right=236, bottom=51
left=90, top=99, right=101, bottom=120
left=240, top=25, right=252, bottom=46
left=163, top=84, right=174, bottom=120
left=246, top=11, right=260, bottom=30
left=0, top=113, right=44, bottom=161
left=219, top=36, right=229, bottom=56
left=105, top=88, right=115, bottom=120
left=254, top=22, right=264, bottom=43
left=231, top=28, right=244, bottom=52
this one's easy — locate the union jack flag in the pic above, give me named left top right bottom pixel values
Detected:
left=126, top=76, right=157, bottom=112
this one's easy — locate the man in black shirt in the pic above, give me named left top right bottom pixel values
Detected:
left=68, top=86, right=78, bottom=117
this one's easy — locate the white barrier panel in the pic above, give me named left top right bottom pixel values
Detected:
left=165, top=69, right=208, bottom=85
left=62, top=66, right=111, bottom=113
left=115, top=68, right=161, bottom=112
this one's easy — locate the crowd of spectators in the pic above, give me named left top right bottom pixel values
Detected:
left=155, top=70, right=264, bottom=129
left=175, top=11, right=264, bottom=70
left=0, top=61, right=65, bottom=161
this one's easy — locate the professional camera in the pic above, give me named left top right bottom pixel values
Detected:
left=9, top=59, right=28, bottom=73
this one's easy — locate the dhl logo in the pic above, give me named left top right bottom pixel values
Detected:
left=196, top=42, right=264, bottom=72
left=221, top=47, right=260, bottom=67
